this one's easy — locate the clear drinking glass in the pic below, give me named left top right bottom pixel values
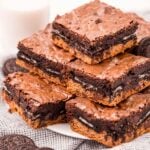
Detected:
left=0, top=0, right=50, bottom=57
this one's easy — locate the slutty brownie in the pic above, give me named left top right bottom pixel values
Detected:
left=66, top=53, right=150, bottom=106
left=52, top=0, right=138, bottom=64
left=17, top=24, right=75, bottom=86
left=66, top=94, right=150, bottom=147
left=2, top=72, right=72, bottom=128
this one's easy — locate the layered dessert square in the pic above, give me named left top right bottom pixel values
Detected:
left=66, top=93, right=150, bottom=147
left=52, top=0, right=138, bottom=64
left=2, top=72, right=72, bottom=128
left=17, top=24, right=75, bottom=86
left=66, top=53, right=150, bottom=106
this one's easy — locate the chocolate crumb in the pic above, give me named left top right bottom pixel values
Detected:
left=95, top=18, right=102, bottom=24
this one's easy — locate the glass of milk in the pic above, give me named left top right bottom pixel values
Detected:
left=0, top=0, right=50, bottom=56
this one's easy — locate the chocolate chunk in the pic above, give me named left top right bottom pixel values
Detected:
left=137, top=37, right=150, bottom=58
left=2, top=58, right=27, bottom=76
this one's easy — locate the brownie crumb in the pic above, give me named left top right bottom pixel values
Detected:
left=95, top=18, right=102, bottom=24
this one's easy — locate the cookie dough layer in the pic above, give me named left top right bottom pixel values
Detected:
left=52, top=35, right=136, bottom=64
left=2, top=91, right=66, bottom=129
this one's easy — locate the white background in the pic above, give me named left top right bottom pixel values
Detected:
left=49, top=0, right=150, bottom=21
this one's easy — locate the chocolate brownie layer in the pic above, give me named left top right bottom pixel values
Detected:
left=2, top=72, right=72, bottom=128
left=66, top=94, right=150, bottom=147
left=52, top=0, right=138, bottom=64
left=17, top=24, right=75, bottom=84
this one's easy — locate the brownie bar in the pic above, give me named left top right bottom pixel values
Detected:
left=66, top=94, right=150, bottom=147
left=52, top=0, right=138, bottom=64
left=66, top=53, right=150, bottom=106
left=2, top=72, right=72, bottom=128
left=17, top=24, right=75, bottom=86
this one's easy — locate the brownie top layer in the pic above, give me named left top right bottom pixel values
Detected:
left=18, top=24, right=75, bottom=64
left=53, top=0, right=137, bottom=41
left=68, top=53, right=150, bottom=82
left=67, top=93, right=150, bottom=121
left=4, top=72, right=72, bottom=105
left=127, top=13, right=150, bottom=42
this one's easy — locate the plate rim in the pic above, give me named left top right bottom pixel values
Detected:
left=47, top=123, right=88, bottom=140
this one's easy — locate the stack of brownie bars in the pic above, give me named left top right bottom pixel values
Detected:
left=2, top=0, right=150, bottom=147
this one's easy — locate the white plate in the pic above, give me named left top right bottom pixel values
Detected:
left=47, top=123, right=88, bottom=139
